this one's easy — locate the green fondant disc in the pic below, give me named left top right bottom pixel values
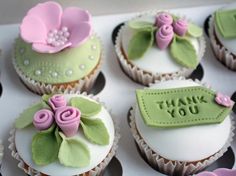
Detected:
left=136, top=86, right=232, bottom=128
left=14, top=35, right=101, bottom=84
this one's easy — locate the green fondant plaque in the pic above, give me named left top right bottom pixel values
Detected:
left=136, top=86, right=232, bottom=128
left=215, top=9, right=236, bottom=38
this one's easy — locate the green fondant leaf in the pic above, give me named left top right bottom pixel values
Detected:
left=42, top=94, right=54, bottom=102
left=187, top=23, right=203, bottom=37
left=81, top=117, right=109, bottom=145
left=128, top=30, right=154, bottom=60
left=128, top=21, right=155, bottom=31
left=215, top=9, right=236, bottom=38
left=170, top=36, right=198, bottom=69
left=55, top=127, right=62, bottom=145
left=32, top=124, right=60, bottom=166
left=58, top=133, right=90, bottom=167
left=136, top=86, right=232, bottom=128
left=70, top=97, right=102, bottom=117
left=15, top=101, right=50, bottom=129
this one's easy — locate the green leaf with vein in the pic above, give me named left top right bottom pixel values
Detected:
left=187, top=23, right=203, bottom=37
left=81, top=117, right=109, bottom=145
left=128, top=30, right=154, bottom=60
left=32, top=124, right=59, bottom=166
left=70, top=97, right=102, bottom=117
left=15, top=101, right=50, bottom=129
left=128, top=21, right=155, bottom=31
left=170, top=36, right=198, bottom=69
left=58, top=133, right=90, bottom=167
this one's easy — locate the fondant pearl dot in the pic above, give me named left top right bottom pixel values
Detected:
left=66, top=70, right=73, bottom=76
left=64, top=32, right=70, bottom=37
left=89, top=55, right=94, bottom=60
left=62, top=26, right=68, bottom=32
left=35, top=70, right=41, bottom=76
left=58, top=31, right=63, bottom=35
left=52, top=29, right=58, bottom=34
left=52, top=72, right=58, bottom=77
left=90, top=35, right=95, bottom=40
left=91, top=45, right=97, bottom=50
left=23, top=60, right=29, bottom=65
left=19, top=48, right=25, bottom=54
left=47, top=38, right=53, bottom=44
left=48, top=32, right=54, bottom=38
left=79, top=64, right=86, bottom=70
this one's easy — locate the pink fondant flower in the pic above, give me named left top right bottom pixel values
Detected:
left=20, top=1, right=92, bottom=53
left=215, top=93, right=234, bottom=107
left=173, top=19, right=188, bottom=36
left=48, top=94, right=67, bottom=111
left=196, top=168, right=236, bottom=176
left=33, top=109, right=54, bottom=131
left=55, top=106, right=81, bottom=137
left=156, top=24, right=174, bottom=50
left=156, top=12, right=173, bottom=28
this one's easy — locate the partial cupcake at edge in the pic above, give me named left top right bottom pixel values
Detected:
left=208, top=2, right=236, bottom=70
left=9, top=93, right=119, bottom=176
left=13, top=1, right=103, bottom=95
left=129, top=78, right=235, bottom=176
left=115, top=12, right=205, bottom=85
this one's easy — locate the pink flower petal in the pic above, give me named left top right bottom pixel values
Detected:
left=68, top=22, right=92, bottom=47
left=214, top=168, right=236, bottom=176
left=20, top=15, right=47, bottom=43
left=196, top=171, right=217, bottom=176
left=32, top=42, right=71, bottom=53
left=61, top=7, right=91, bottom=29
left=27, top=1, right=62, bottom=30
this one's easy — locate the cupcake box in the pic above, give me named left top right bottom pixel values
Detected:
left=0, top=2, right=236, bottom=176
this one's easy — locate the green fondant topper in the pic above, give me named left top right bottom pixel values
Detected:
left=136, top=86, right=232, bottom=128
left=215, top=9, right=236, bottom=39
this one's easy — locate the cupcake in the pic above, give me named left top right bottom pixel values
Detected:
left=195, top=168, right=236, bottom=176
left=208, top=3, right=236, bottom=70
left=9, top=93, right=119, bottom=176
left=115, top=12, right=205, bottom=85
left=129, top=78, right=234, bottom=176
left=13, top=2, right=103, bottom=95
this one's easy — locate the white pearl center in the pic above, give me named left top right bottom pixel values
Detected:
left=47, top=26, right=70, bottom=47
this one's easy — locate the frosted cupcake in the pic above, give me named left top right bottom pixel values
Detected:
left=9, top=93, right=119, bottom=176
left=13, top=2, right=103, bottom=94
left=208, top=3, right=236, bottom=70
left=115, top=12, right=205, bottom=85
left=129, top=78, right=234, bottom=176
left=195, top=168, right=236, bottom=176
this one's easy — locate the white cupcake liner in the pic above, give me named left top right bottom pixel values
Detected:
left=208, top=16, right=236, bottom=71
left=8, top=92, right=120, bottom=176
left=12, top=34, right=104, bottom=95
left=129, top=78, right=235, bottom=176
left=115, top=11, right=206, bottom=86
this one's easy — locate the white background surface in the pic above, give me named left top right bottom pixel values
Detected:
left=0, top=3, right=236, bottom=176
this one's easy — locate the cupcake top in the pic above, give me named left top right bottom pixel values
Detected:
left=119, top=12, right=204, bottom=74
left=14, top=94, right=115, bottom=176
left=14, top=1, right=101, bottom=84
left=195, top=168, right=236, bottom=176
left=214, top=2, right=236, bottom=54
left=134, top=79, right=234, bottom=161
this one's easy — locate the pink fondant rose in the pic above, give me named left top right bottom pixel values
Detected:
left=55, top=106, right=81, bottom=137
left=33, top=109, right=54, bottom=131
left=196, top=168, right=236, bottom=176
left=156, top=12, right=173, bottom=28
left=20, top=1, right=92, bottom=53
left=173, top=19, right=188, bottom=36
left=156, top=25, right=174, bottom=50
left=215, top=93, right=234, bottom=107
left=49, top=94, right=67, bottom=111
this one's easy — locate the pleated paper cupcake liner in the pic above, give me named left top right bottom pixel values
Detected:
left=129, top=77, right=235, bottom=176
left=115, top=11, right=206, bottom=86
left=12, top=34, right=104, bottom=95
left=8, top=92, right=120, bottom=176
left=208, top=16, right=236, bottom=71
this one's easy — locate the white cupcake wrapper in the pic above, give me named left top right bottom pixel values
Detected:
left=12, top=34, right=104, bottom=95
left=208, top=16, right=236, bottom=71
left=8, top=92, right=120, bottom=176
left=115, top=11, right=206, bottom=86
left=0, top=140, right=3, bottom=166
left=129, top=78, right=235, bottom=176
